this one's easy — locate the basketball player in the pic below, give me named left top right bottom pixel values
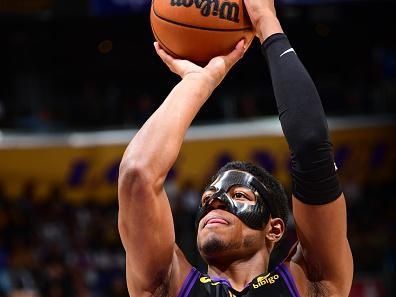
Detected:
left=117, top=0, right=353, bottom=296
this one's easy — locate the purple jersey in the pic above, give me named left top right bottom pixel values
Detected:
left=178, top=263, right=300, bottom=297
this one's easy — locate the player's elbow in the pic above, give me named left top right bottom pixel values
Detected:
left=290, top=126, right=330, bottom=158
left=118, top=158, right=157, bottom=199
left=282, top=110, right=330, bottom=158
left=117, top=160, right=157, bottom=244
left=119, top=157, right=145, bottom=181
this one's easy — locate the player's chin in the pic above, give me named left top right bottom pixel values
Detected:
left=197, top=233, right=230, bottom=257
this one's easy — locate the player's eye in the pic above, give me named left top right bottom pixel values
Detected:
left=232, top=192, right=248, bottom=200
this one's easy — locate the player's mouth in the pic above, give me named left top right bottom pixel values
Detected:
left=204, top=215, right=229, bottom=227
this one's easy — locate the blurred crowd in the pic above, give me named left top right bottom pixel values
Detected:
left=0, top=178, right=394, bottom=297
left=0, top=3, right=395, bottom=131
left=0, top=2, right=395, bottom=297
left=0, top=43, right=395, bottom=131
left=0, top=183, right=126, bottom=297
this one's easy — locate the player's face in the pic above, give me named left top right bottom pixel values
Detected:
left=195, top=170, right=272, bottom=230
left=196, top=185, right=267, bottom=260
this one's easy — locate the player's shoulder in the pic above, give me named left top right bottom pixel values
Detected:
left=286, top=249, right=349, bottom=297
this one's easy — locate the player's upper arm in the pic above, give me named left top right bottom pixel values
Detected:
left=118, top=161, right=187, bottom=295
left=290, top=193, right=353, bottom=297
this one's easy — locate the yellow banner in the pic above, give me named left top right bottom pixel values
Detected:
left=0, top=125, right=395, bottom=203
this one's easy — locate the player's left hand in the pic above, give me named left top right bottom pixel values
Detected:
left=154, top=40, right=245, bottom=88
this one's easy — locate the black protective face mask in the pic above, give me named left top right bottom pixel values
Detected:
left=196, top=170, right=275, bottom=230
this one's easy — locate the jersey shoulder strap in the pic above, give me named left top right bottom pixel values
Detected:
left=177, top=267, right=201, bottom=297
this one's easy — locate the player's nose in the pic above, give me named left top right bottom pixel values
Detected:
left=207, top=196, right=227, bottom=210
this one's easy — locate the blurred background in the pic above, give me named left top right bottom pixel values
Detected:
left=0, top=0, right=395, bottom=296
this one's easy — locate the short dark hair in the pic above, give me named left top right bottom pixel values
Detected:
left=210, top=161, right=289, bottom=227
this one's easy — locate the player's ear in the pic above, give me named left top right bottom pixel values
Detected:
left=266, top=217, right=285, bottom=244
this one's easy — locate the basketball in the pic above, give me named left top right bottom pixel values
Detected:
left=150, top=0, right=254, bottom=64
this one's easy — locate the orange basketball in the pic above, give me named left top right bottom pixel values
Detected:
left=150, top=0, right=254, bottom=64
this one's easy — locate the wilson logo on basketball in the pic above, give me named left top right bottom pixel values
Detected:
left=170, top=0, right=240, bottom=23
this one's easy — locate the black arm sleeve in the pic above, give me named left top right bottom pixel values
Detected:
left=261, top=33, right=342, bottom=204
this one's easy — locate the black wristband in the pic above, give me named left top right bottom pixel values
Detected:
left=261, top=33, right=342, bottom=205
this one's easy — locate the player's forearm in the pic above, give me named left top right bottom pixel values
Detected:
left=263, top=34, right=328, bottom=154
left=262, top=34, right=341, bottom=204
left=256, top=12, right=283, bottom=44
left=120, top=74, right=215, bottom=183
